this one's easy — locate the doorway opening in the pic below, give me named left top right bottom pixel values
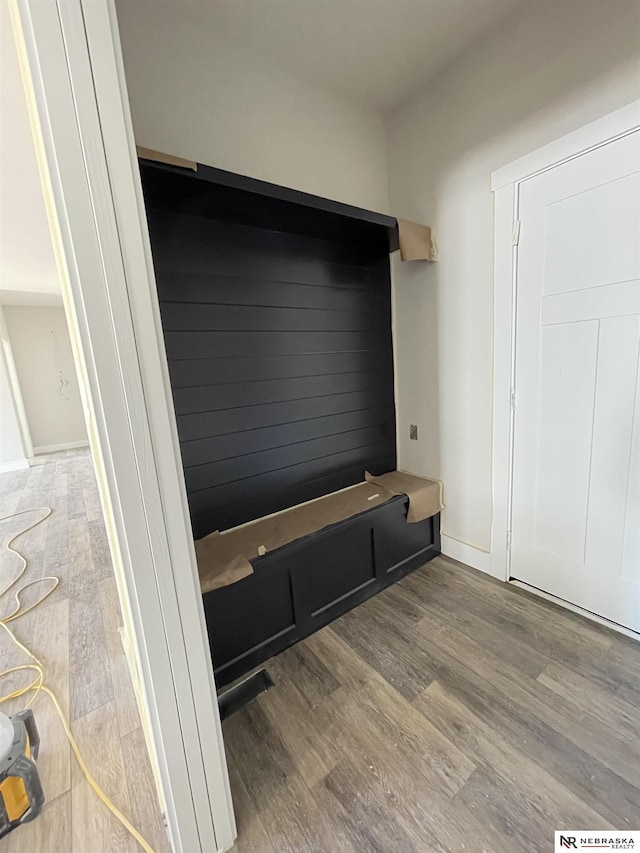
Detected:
left=0, top=7, right=168, bottom=849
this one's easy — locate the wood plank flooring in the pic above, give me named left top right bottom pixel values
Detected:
left=4, top=449, right=638, bottom=852
left=0, top=450, right=170, bottom=853
left=224, top=555, right=640, bottom=853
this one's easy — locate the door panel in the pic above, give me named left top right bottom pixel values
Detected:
left=541, top=279, right=640, bottom=325
left=532, top=321, right=599, bottom=562
left=544, top=171, right=640, bottom=294
left=622, top=356, right=640, bottom=585
left=585, top=316, right=640, bottom=570
left=512, top=130, right=640, bottom=632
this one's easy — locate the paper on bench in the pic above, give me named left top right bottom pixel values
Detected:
left=364, top=470, right=444, bottom=523
left=196, top=472, right=443, bottom=594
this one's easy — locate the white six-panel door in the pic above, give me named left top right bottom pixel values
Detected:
left=511, top=130, right=640, bottom=633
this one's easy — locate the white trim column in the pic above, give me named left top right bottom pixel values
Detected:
left=9, top=0, right=236, bottom=849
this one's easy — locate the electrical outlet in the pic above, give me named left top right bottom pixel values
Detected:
left=409, top=424, right=418, bottom=440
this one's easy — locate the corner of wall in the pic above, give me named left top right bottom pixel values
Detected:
left=0, top=304, right=32, bottom=464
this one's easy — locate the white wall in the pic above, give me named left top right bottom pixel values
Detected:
left=387, top=0, right=640, bottom=554
left=4, top=306, right=87, bottom=452
left=0, top=1, right=68, bottom=467
left=115, top=0, right=389, bottom=213
left=0, top=1, right=60, bottom=302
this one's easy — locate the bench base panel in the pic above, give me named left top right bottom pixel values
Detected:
left=203, top=497, right=441, bottom=688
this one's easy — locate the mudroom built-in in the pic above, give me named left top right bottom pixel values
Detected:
left=138, top=153, right=443, bottom=687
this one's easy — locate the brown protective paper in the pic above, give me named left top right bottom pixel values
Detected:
left=196, top=471, right=443, bottom=593
left=397, top=218, right=438, bottom=262
left=365, top=470, right=444, bottom=523
left=136, top=146, right=197, bottom=171
left=194, top=532, right=254, bottom=592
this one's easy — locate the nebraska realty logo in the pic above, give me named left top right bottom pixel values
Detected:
left=555, top=831, right=639, bottom=850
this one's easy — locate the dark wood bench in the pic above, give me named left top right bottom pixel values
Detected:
left=203, top=497, right=440, bottom=687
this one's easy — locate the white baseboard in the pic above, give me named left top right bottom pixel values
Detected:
left=33, top=440, right=89, bottom=455
left=0, top=458, right=30, bottom=473
left=440, top=534, right=503, bottom=579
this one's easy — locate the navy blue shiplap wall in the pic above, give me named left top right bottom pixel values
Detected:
left=141, top=163, right=397, bottom=537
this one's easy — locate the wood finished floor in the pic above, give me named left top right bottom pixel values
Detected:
left=224, top=555, right=640, bottom=853
left=0, top=450, right=170, bottom=853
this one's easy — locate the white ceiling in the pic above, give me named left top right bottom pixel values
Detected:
left=197, top=0, right=526, bottom=112
left=0, top=3, right=61, bottom=303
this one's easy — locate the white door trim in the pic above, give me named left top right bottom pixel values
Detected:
left=9, top=1, right=236, bottom=850
left=0, top=305, right=34, bottom=460
left=490, top=99, right=640, bottom=583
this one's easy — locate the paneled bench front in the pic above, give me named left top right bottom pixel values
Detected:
left=202, top=496, right=440, bottom=687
